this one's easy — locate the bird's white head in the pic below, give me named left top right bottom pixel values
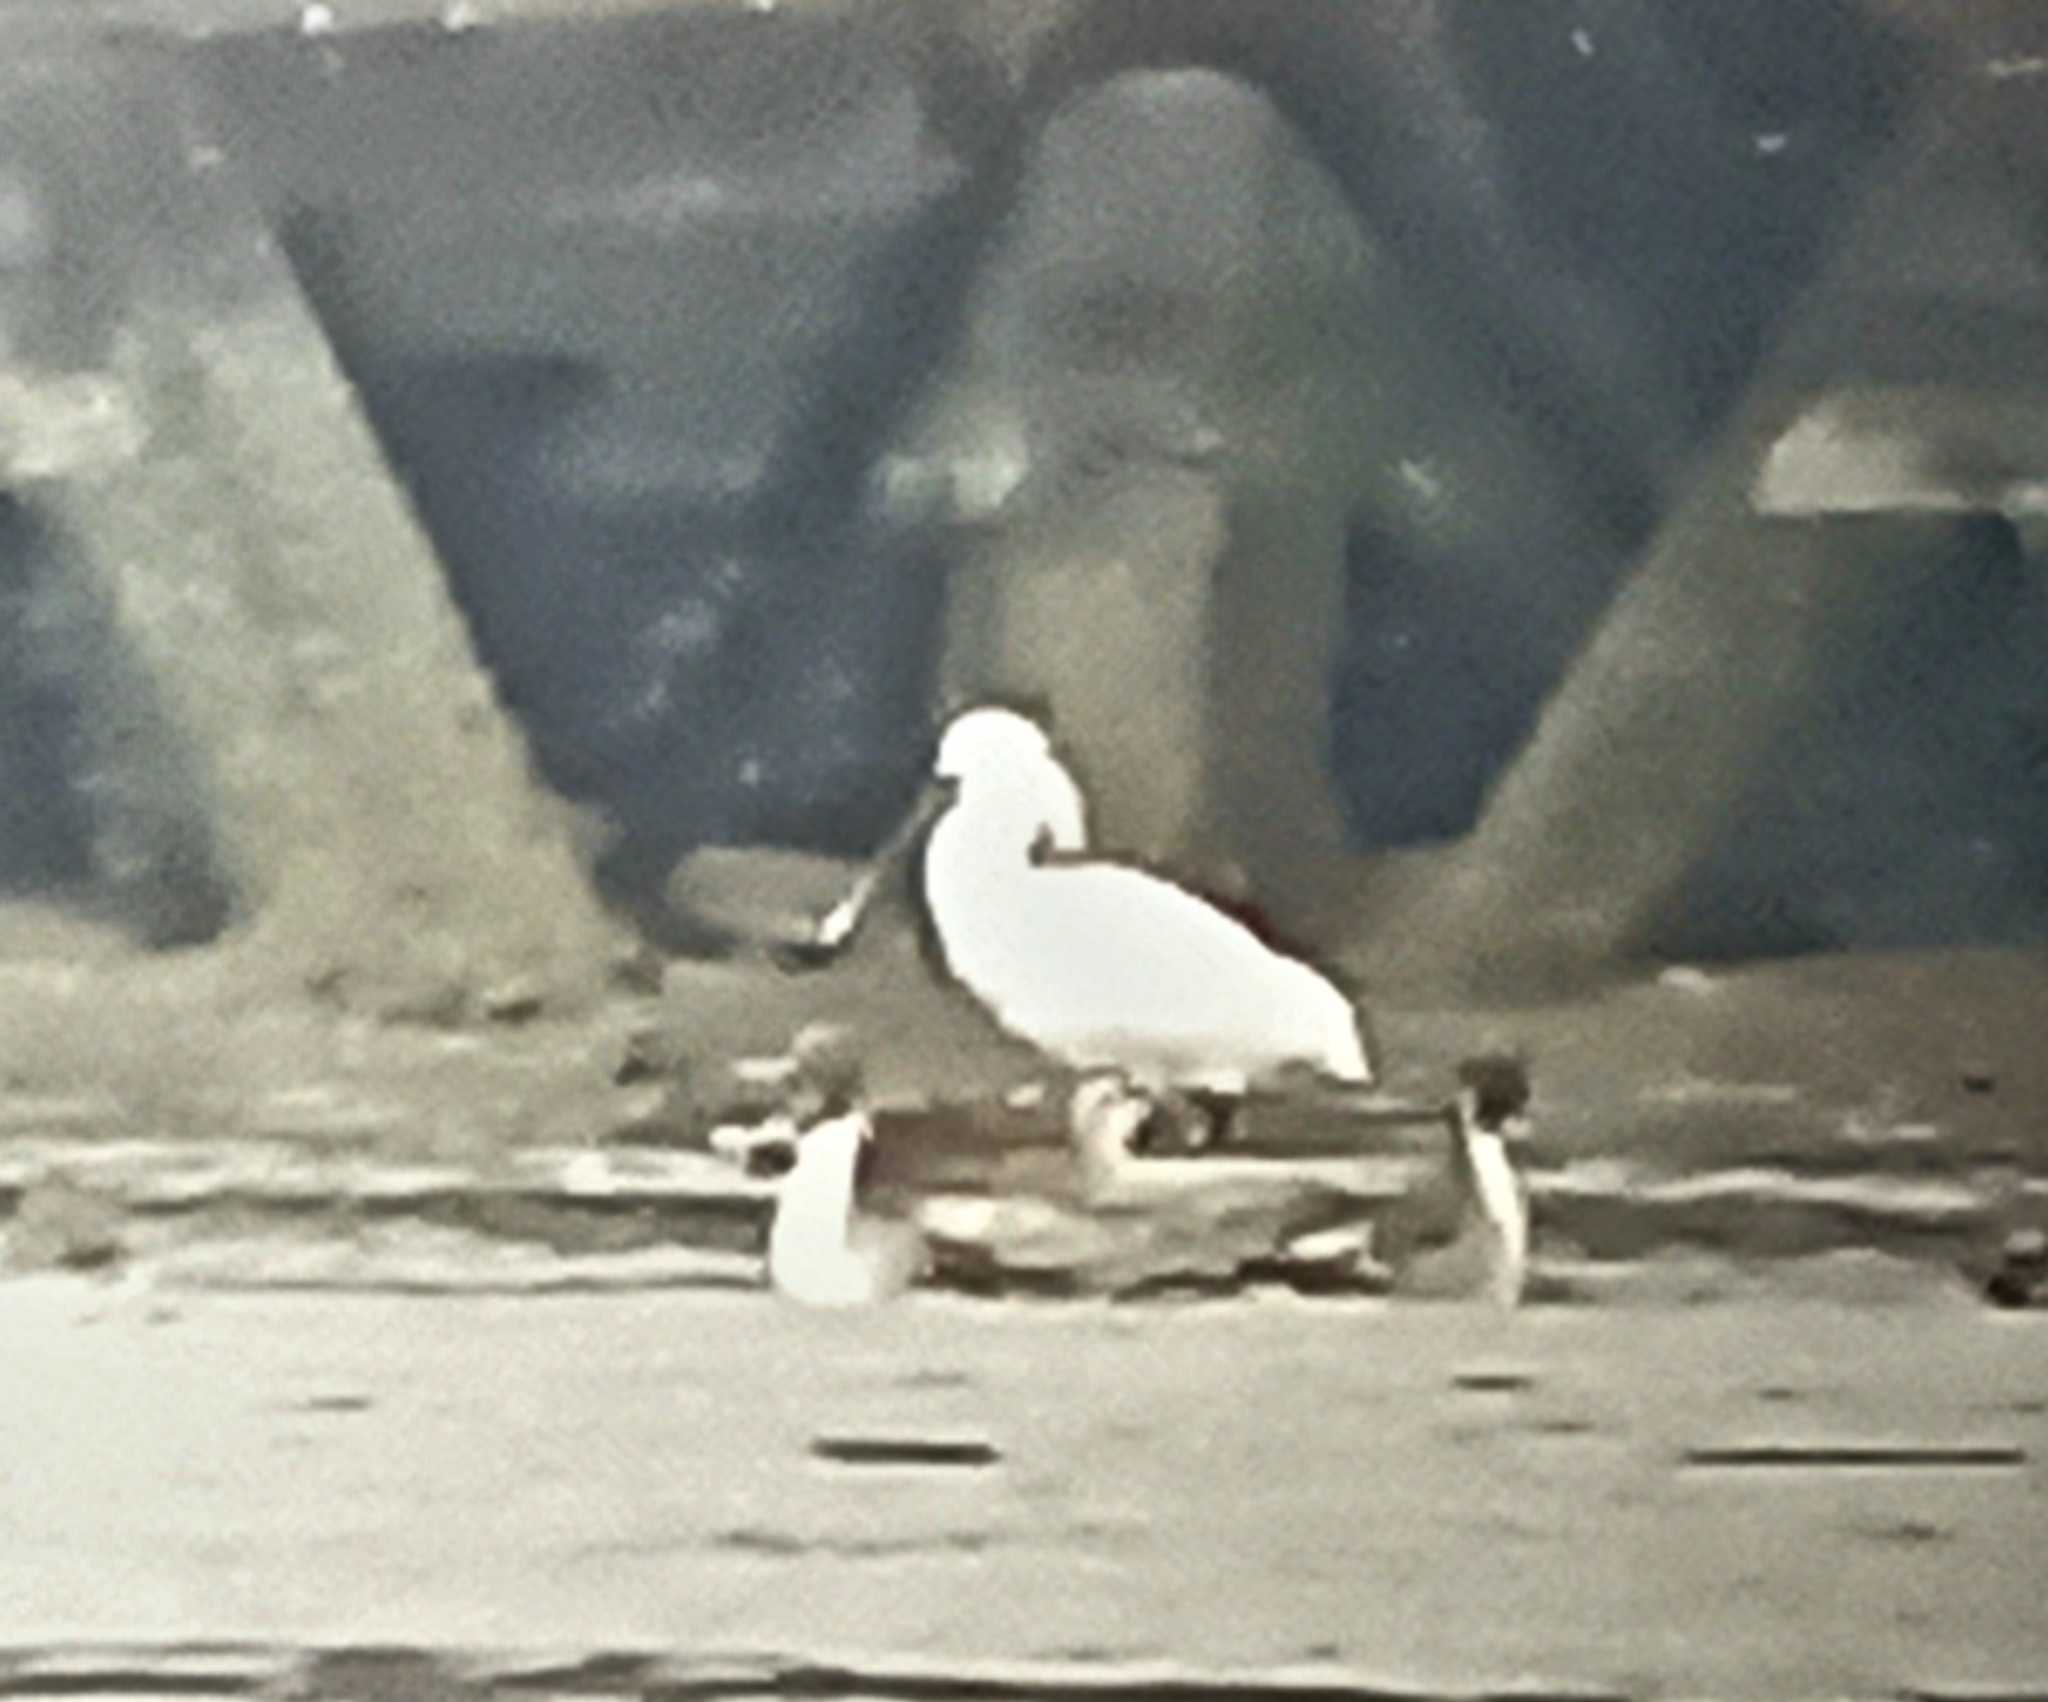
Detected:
left=935, top=706, right=1059, bottom=788
left=930, top=705, right=1089, bottom=860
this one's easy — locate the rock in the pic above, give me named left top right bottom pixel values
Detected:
left=1275, top=1221, right=1384, bottom=1291
left=1987, top=1225, right=2048, bottom=1308
left=3, top=1173, right=124, bottom=1273
left=480, top=977, right=545, bottom=1025
left=789, top=1021, right=864, bottom=1108
left=607, top=944, right=666, bottom=997
left=247, top=1085, right=402, bottom=1146
left=613, top=1025, right=685, bottom=1087
left=683, top=1022, right=875, bottom=1149
left=664, top=846, right=867, bottom=952
left=709, top=1116, right=800, bottom=1179
left=602, top=1083, right=693, bottom=1150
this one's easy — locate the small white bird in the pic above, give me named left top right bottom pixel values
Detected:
left=766, top=1109, right=930, bottom=1307
left=919, top=706, right=1374, bottom=1098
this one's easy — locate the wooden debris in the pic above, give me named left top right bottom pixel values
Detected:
left=1986, top=1226, right=2048, bottom=1308
left=1682, top=1443, right=2026, bottom=1469
left=809, top=1436, right=1001, bottom=1469
left=1451, top=1369, right=1537, bottom=1393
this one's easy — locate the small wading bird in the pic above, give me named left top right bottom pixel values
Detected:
left=765, top=1107, right=931, bottom=1306
left=803, top=705, right=1378, bottom=1142
left=1068, top=1055, right=1534, bottom=1304
left=1372, top=1054, right=1535, bottom=1306
left=725, top=1032, right=930, bottom=1307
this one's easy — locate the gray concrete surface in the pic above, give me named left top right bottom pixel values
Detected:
left=3, top=1276, right=2044, bottom=1697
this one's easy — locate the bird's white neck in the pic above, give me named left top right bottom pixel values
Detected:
left=1462, top=1129, right=1522, bottom=1233
left=927, top=793, right=1044, bottom=886
left=924, top=763, right=1091, bottom=960
left=767, top=1112, right=927, bottom=1307
left=771, top=1118, right=865, bottom=1260
left=935, top=757, right=1089, bottom=865
left=1451, top=1097, right=1528, bottom=1301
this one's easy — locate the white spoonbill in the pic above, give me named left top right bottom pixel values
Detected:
left=916, top=706, right=1375, bottom=1097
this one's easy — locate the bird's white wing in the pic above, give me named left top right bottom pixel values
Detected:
left=984, top=862, right=1365, bottom=1080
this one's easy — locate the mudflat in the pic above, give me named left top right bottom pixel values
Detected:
left=3, top=1277, right=2043, bottom=1698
